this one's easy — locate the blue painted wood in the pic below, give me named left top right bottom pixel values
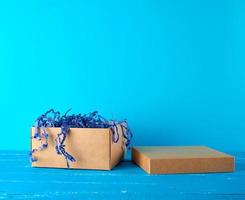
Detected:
left=0, top=151, right=244, bottom=199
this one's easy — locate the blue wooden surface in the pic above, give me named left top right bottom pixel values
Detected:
left=0, top=151, right=244, bottom=200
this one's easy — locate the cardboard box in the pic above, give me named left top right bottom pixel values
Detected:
left=132, top=146, right=234, bottom=174
left=31, top=126, right=124, bottom=170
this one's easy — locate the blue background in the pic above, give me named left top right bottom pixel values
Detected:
left=0, top=0, right=244, bottom=152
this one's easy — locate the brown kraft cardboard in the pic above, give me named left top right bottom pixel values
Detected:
left=31, top=126, right=124, bottom=170
left=132, top=146, right=234, bottom=174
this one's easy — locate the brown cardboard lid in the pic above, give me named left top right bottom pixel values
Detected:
left=132, top=146, right=235, bottom=174
left=133, top=146, right=233, bottom=159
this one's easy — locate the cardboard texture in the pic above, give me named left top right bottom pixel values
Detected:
left=31, top=126, right=124, bottom=170
left=132, top=146, right=235, bottom=174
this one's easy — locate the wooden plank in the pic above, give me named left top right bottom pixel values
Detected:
left=0, top=151, right=244, bottom=200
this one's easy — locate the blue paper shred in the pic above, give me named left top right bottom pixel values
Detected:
left=30, top=109, right=132, bottom=168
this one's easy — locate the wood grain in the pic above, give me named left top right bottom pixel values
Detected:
left=0, top=151, right=244, bottom=199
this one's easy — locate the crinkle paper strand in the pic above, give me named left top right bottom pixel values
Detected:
left=30, top=109, right=132, bottom=168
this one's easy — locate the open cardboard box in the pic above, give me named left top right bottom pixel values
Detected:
left=31, top=126, right=124, bottom=170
